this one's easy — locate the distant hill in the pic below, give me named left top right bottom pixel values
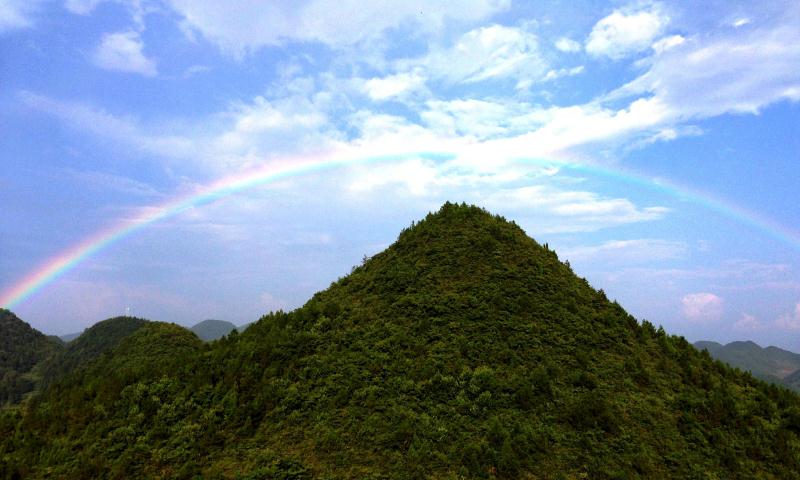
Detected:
left=3, top=203, right=800, bottom=478
left=785, top=369, right=800, bottom=392
left=0, top=309, right=62, bottom=404
left=41, top=316, right=148, bottom=386
left=190, top=319, right=237, bottom=341
left=694, top=340, right=800, bottom=391
left=58, top=331, right=82, bottom=343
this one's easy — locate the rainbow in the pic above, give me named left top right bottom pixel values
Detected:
left=2, top=150, right=799, bottom=310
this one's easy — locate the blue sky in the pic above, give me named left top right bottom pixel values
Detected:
left=2, top=0, right=799, bottom=350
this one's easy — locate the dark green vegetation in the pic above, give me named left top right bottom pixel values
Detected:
left=191, top=319, right=238, bottom=342
left=2, top=203, right=800, bottom=478
left=40, top=316, right=148, bottom=386
left=0, top=310, right=62, bottom=404
left=695, top=340, right=800, bottom=392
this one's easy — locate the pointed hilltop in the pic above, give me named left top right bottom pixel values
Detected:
left=2, top=203, right=800, bottom=479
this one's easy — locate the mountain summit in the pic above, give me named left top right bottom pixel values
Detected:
left=2, top=203, right=799, bottom=478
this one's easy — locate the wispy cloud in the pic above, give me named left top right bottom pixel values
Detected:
left=406, top=24, right=548, bottom=85
left=19, top=91, right=195, bottom=159
left=734, top=312, right=763, bottom=332
left=0, top=0, right=45, bottom=32
left=775, top=303, right=800, bottom=331
left=167, top=0, right=510, bottom=56
left=612, top=11, right=800, bottom=117
left=92, top=31, right=158, bottom=77
left=562, top=239, right=688, bottom=265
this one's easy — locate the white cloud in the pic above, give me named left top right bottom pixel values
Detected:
left=410, top=24, right=548, bottom=85
left=651, top=34, right=684, bottom=54
left=734, top=313, right=763, bottom=332
left=20, top=91, right=195, bottom=159
left=363, top=71, right=426, bottom=101
left=613, top=13, right=800, bottom=118
left=775, top=303, right=800, bottom=331
left=479, top=185, right=668, bottom=233
left=681, top=292, right=723, bottom=322
left=421, top=98, right=540, bottom=139
left=19, top=88, right=342, bottom=173
left=166, top=0, right=510, bottom=56
left=543, top=65, right=584, bottom=82
left=554, top=37, right=581, bottom=53
left=92, top=31, right=157, bottom=77
left=586, top=5, right=668, bottom=59
left=732, top=18, right=751, bottom=28
left=347, top=158, right=440, bottom=196
left=0, top=0, right=44, bottom=32
left=64, top=0, right=106, bottom=15
left=495, top=96, right=671, bottom=157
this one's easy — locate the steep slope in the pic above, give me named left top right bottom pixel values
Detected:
left=40, top=316, right=148, bottom=385
left=190, top=319, right=237, bottom=341
left=2, top=203, right=800, bottom=479
left=0, top=309, right=62, bottom=404
left=695, top=340, right=800, bottom=390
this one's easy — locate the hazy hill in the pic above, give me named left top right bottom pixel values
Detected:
left=0, top=309, right=62, bottom=404
left=785, top=369, right=800, bottom=392
left=40, top=316, right=148, bottom=386
left=693, top=340, right=723, bottom=355
left=58, top=331, right=82, bottom=343
left=695, top=340, right=800, bottom=391
left=2, top=203, right=800, bottom=479
left=190, top=319, right=237, bottom=341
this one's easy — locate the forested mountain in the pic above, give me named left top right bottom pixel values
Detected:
left=2, top=203, right=800, bottom=478
left=40, top=316, right=149, bottom=386
left=695, top=340, right=800, bottom=391
left=190, top=319, right=238, bottom=341
left=0, top=310, right=62, bottom=404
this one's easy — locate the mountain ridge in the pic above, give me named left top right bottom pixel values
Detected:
left=2, top=203, right=799, bottom=478
left=695, top=339, right=800, bottom=391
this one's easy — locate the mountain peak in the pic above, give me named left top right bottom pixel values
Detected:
left=4, top=205, right=800, bottom=478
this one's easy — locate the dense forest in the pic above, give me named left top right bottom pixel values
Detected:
left=0, top=310, right=62, bottom=405
left=2, top=203, right=799, bottom=478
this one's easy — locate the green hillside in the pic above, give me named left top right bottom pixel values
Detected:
left=0, top=309, right=62, bottom=405
left=190, top=319, right=238, bottom=341
left=40, top=316, right=149, bottom=386
left=695, top=340, right=800, bottom=391
left=2, top=203, right=800, bottom=478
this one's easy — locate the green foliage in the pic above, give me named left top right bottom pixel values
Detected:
left=40, top=316, right=148, bottom=386
left=0, top=309, right=62, bottom=404
left=2, top=203, right=800, bottom=479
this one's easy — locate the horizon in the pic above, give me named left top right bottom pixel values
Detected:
left=2, top=0, right=799, bottom=350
